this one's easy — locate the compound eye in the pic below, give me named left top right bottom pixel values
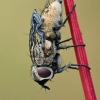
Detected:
left=37, top=68, right=51, bottom=78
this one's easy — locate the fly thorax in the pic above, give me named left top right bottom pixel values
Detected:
left=32, top=39, right=57, bottom=66
left=33, top=43, right=44, bottom=65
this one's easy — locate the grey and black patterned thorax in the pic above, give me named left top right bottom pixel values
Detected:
left=29, top=35, right=57, bottom=66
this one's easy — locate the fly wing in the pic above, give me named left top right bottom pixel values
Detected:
left=29, top=9, right=45, bottom=65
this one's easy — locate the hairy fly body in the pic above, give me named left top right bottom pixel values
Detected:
left=41, top=0, right=62, bottom=40
left=29, top=0, right=90, bottom=90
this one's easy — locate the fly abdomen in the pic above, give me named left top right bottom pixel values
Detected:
left=41, top=0, right=62, bottom=39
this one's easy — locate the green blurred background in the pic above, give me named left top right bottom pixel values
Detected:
left=0, top=0, right=100, bottom=100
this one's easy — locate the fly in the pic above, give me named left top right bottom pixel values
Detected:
left=29, top=0, right=90, bottom=90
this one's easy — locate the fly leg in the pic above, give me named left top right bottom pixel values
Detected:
left=55, top=63, right=72, bottom=73
left=52, top=53, right=64, bottom=73
left=56, top=36, right=85, bottom=50
left=57, top=44, right=85, bottom=50
left=62, top=4, right=76, bottom=26
left=41, top=85, right=50, bottom=90
left=68, top=64, right=90, bottom=70
left=53, top=53, right=69, bottom=73
left=58, top=38, right=72, bottom=44
left=55, top=63, right=90, bottom=74
left=58, top=63, right=90, bottom=73
left=54, top=53, right=90, bottom=74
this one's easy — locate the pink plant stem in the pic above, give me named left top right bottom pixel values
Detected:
left=63, top=0, right=97, bottom=100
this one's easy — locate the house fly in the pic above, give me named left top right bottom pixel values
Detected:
left=29, top=0, right=90, bottom=90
